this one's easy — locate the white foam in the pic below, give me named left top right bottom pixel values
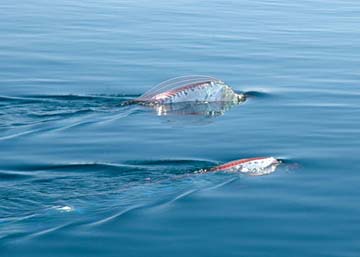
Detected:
left=53, top=205, right=74, bottom=213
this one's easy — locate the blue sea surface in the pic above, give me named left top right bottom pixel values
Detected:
left=1, top=0, right=360, bottom=256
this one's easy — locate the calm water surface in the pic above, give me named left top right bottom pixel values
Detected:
left=1, top=0, right=360, bottom=256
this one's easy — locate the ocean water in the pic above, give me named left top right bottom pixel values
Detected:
left=1, top=0, right=360, bottom=256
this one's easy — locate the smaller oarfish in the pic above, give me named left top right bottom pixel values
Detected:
left=197, top=157, right=280, bottom=176
left=131, top=75, right=246, bottom=105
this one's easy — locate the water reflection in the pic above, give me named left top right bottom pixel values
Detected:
left=153, top=101, right=239, bottom=117
left=147, top=101, right=241, bottom=125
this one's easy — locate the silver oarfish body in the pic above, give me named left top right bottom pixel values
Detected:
left=196, top=157, right=280, bottom=176
left=133, top=75, right=246, bottom=105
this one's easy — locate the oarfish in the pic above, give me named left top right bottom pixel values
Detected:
left=129, top=75, right=246, bottom=106
left=197, top=157, right=280, bottom=176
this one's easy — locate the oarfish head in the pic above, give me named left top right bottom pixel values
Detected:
left=235, top=93, right=246, bottom=103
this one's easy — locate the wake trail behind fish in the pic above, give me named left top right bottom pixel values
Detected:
left=0, top=94, right=141, bottom=140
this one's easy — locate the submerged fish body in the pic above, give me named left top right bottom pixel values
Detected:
left=206, top=157, right=280, bottom=176
left=134, top=75, right=245, bottom=105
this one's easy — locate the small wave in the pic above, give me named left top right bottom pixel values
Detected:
left=50, top=108, right=139, bottom=132
left=202, top=177, right=239, bottom=191
left=0, top=93, right=137, bottom=112
left=86, top=188, right=199, bottom=228
left=0, top=95, right=56, bottom=104
left=3, top=160, right=217, bottom=183
left=28, top=108, right=96, bottom=118
left=0, top=127, right=48, bottom=141
left=127, top=158, right=217, bottom=167
left=22, top=94, right=140, bottom=102
left=159, top=188, right=198, bottom=206
left=5, top=161, right=145, bottom=173
left=25, top=223, right=71, bottom=240
left=0, top=93, right=143, bottom=139
left=244, top=90, right=273, bottom=99
left=86, top=204, right=144, bottom=227
left=83, top=174, right=235, bottom=228
left=0, top=171, right=34, bottom=181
